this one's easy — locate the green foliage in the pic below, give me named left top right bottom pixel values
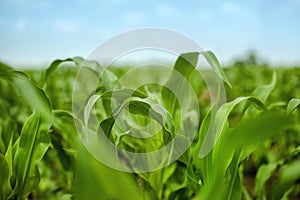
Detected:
left=13, top=112, right=50, bottom=199
left=0, top=52, right=300, bottom=199
left=74, top=142, right=144, bottom=200
left=287, top=98, right=300, bottom=115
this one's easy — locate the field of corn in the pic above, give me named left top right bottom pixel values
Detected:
left=0, top=52, right=300, bottom=200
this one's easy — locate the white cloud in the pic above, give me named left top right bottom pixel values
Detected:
left=156, top=4, right=175, bottom=18
left=122, top=12, right=145, bottom=26
left=288, top=0, right=300, bottom=5
left=221, top=2, right=241, bottom=15
left=197, top=10, right=211, bottom=23
left=52, top=19, right=82, bottom=33
left=74, top=0, right=123, bottom=4
left=3, top=0, right=50, bottom=10
left=13, top=18, right=27, bottom=31
left=0, top=18, right=6, bottom=28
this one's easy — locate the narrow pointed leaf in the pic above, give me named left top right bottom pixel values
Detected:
left=202, top=50, right=232, bottom=88
left=13, top=112, right=50, bottom=199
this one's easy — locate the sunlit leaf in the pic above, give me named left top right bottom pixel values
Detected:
left=287, top=98, right=300, bottom=115
left=13, top=112, right=50, bottom=199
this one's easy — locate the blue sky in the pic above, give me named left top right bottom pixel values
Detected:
left=0, top=0, right=300, bottom=67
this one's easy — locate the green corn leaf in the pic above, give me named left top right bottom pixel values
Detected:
left=173, top=52, right=199, bottom=77
left=2, top=134, right=14, bottom=199
left=243, top=71, right=277, bottom=118
left=74, top=142, right=145, bottom=200
left=80, top=60, right=120, bottom=91
left=162, top=163, right=177, bottom=184
left=84, top=88, right=169, bottom=135
left=271, top=160, right=300, bottom=200
left=226, top=112, right=291, bottom=150
left=224, top=113, right=290, bottom=200
left=199, top=96, right=267, bottom=158
left=100, top=89, right=148, bottom=117
left=101, top=88, right=148, bottom=102
left=73, top=61, right=121, bottom=122
left=148, top=170, right=164, bottom=198
left=251, top=71, right=277, bottom=103
left=287, top=98, right=300, bottom=115
left=0, top=153, right=9, bottom=200
left=44, top=57, right=83, bottom=84
left=196, top=96, right=270, bottom=200
left=53, top=109, right=81, bottom=122
left=268, top=101, right=286, bottom=110
left=223, top=113, right=290, bottom=200
left=98, top=98, right=175, bottom=141
left=197, top=111, right=290, bottom=200
left=84, top=89, right=147, bottom=132
left=102, top=68, right=120, bottom=91
left=161, top=52, right=199, bottom=118
left=192, top=108, right=213, bottom=183
left=22, top=166, right=40, bottom=198
left=225, top=151, right=243, bottom=200
left=0, top=98, right=11, bottom=118
left=13, top=112, right=50, bottom=199
left=12, top=71, right=52, bottom=126
left=52, top=109, right=83, bottom=167
left=255, top=163, right=277, bottom=200
left=202, top=50, right=232, bottom=88
left=4, top=133, right=13, bottom=178
left=0, top=62, right=13, bottom=79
